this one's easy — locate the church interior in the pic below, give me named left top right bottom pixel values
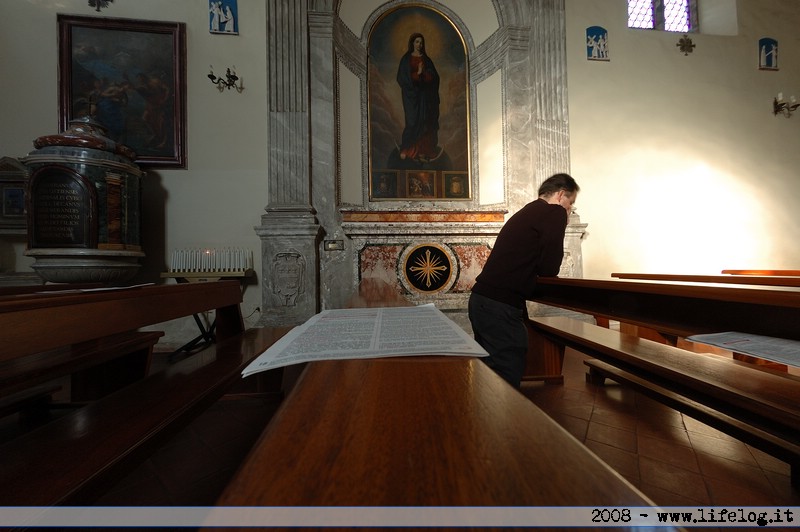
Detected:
left=1, top=0, right=799, bottom=523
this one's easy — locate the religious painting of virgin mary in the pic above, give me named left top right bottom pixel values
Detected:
left=367, top=6, right=470, bottom=200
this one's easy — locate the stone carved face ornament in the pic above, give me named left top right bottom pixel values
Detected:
left=272, top=250, right=305, bottom=306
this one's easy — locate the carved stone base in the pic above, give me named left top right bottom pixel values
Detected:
left=24, top=248, right=143, bottom=284
left=255, top=209, right=321, bottom=327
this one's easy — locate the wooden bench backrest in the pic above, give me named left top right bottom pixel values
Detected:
left=534, top=276, right=800, bottom=341
left=0, top=281, right=243, bottom=362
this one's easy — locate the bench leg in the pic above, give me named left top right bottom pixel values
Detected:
left=585, top=365, right=608, bottom=386
left=619, top=322, right=677, bottom=345
left=523, top=322, right=565, bottom=384
left=71, top=349, right=151, bottom=401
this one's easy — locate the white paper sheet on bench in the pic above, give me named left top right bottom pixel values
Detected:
left=687, top=331, right=800, bottom=367
left=242, top=304, right=488, bottom=377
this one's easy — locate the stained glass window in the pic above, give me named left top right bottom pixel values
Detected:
left=628, top=0, right=695, bottom=32
left=628, top=0, right=655, bottom=29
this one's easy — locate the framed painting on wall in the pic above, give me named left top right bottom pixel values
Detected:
left=367, top=5, right=470, bottom=201
left=57, top=15, right=187, bottom=168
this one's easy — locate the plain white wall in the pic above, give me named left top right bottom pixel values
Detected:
left=566, top=0, right=800, bottom=277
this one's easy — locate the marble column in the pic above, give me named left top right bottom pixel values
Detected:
left=255, top=0, right=321, bottom=326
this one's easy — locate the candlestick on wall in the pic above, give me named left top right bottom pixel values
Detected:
left=208, top=66, right=244, bottom=92
left=774, top=92, right=799, bottom=118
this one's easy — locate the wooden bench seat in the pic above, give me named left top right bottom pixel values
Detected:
left=1, top=329, right=164, bottom=404
left=0, top=382, right=61, bottom=420
left=528, top=315, right=800, bottom=485
left=0, top=281, right=291, bottom=505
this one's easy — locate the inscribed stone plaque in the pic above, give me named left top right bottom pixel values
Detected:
left=29, top=167, right=94, bottom=248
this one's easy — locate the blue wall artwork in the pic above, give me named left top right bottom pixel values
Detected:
left=209, top=0, right=238, bottom=35
left=586, top=26, right=609, bottom=61
left=759, top=37, right=778, bottom=70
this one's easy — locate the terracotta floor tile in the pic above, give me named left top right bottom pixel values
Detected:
left=639, top=456, right=711, bottom=504
left=704, top=476, right=783, bottom=506
left=586, top=421, right=638, bottom=453
left=590, top=407, right=638, bottom=432
left=687, top=432, right=759, bottom=466
left=762, top=470, right=800, bottom=505
left=682, top=416, right=741, bottom=441
left=636, top=401, right=686, bottom=429
left=636, top=420, right=692, bottom=446
left=748, top=446, right=791, bottom=476
left=695, top=452, right=775, bottom=494
left=584, top=439, right=640, bottom=480
left=544, top=411, right=589, bottom=442
left=638, top=433, right=699, bottom=473
left=638, top=483, right=707, bottom=506
left=593, top=387, right=639, bottom=412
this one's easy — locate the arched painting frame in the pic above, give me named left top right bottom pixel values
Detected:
left=367, top=5, right=470, bottom=201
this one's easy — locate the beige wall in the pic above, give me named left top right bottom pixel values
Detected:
left=566, top=0, right=800, bottom=277
left=2, top=0, right=799, bottom=322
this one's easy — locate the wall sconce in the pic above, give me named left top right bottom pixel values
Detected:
left=208, top=66, right=243, bottom=93
left=773, top=93, right=798, bottom=118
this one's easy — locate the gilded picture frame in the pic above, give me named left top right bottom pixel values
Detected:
left=58, top=15, right=187, bottom=168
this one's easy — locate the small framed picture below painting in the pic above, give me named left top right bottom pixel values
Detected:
left=58, top=15, right=187, bottom=168
left=0, top=157, right=29, bottom=236
left=209, top=1, right=238, bottom=35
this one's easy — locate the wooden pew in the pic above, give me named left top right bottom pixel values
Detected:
left=608, top=272, right=800, bottom=369
left=532, top=276, right=800, bottom=343
left=214, top=279, right=655, bottom=507
left=525, top=277, right=800, bottom=485
left=0, top=282, right=165, bottom=406
left=0, top=281, right=290, bottom=505
left=723, top=269, right=800, bottom=276
left=612, top=272, right=800, bottom=287
left=0, top=285, right=164, bottom=413
left=1, top=328, right=164, bottom=406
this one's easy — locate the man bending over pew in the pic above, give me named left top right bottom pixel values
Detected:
left=468, top=173, right=579, bottom=387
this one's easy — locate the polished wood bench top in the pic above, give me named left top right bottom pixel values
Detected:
left=0, top=281, right=244, bottom=361
left=723, top=269, right=800, bottom=276
left=611, top=272, right=800, bottom=287
left=217, top=355, right=653, bottom=506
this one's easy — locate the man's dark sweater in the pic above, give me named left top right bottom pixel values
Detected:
left=471, top=198, right=568, bottom=309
